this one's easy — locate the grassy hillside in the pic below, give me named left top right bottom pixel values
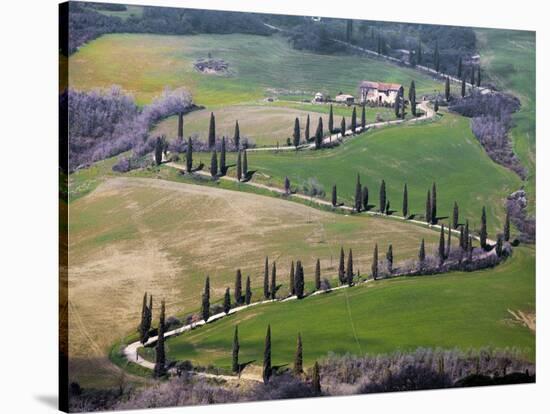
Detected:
left=68, top=177, right=440, bottom=385
left=242, top=112, right=521, bottom=234
left=159, top=246, right=535, bottom=370
left=476, top=29, right=536, bottom=212
left=152, top=104, right=400, bottom=147
left=69, top=33, right=444, bottom=106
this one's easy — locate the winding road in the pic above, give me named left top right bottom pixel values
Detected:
left=248, top=100, right=434, bottom=152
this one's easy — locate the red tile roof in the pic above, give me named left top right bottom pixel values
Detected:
left=359, top=81, right=402, bottom=91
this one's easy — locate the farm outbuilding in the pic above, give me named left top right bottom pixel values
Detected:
left=335, top=94, right=355, bottom=105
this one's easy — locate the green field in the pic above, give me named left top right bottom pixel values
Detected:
left=152, top=103, right=400, bottom=147
left=69, top=33, right=444, bottom=106
left=158, top=246, right=535, bottom=370
left=241, top=112, right=521, bottom=234
left=68, top=177, right=442, bottom=385
left=476, top=28, right=536, bottom=213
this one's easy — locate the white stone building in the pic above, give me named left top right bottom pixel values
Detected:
left=358, top=81, right=402, bottom=105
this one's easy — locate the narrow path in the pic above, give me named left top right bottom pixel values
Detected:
left=123, top=241, right=497, bottom=378
left=248, top=100, right=434, bottom=152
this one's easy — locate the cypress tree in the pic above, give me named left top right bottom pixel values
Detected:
left=186, top=137, right=193, bottom=173
left=351, top=106, right=357, bottom=133
left=154, top=136, right=163, bottom=166
left=270, top=262, right=277, bottom=300
left=379, top=180, right=386, bottom=213
left=201, top=277, right=210, bottom=321
left=233, top=120, right=240, bottom=150
left=346, top=249, right=354, bottom=286
left=243, top=150, right=248, bottom=178
left=328, top=105, right=334, bottom=133
left=361, top=105, right=366, bottom=129
left=416, top=39, right=422, bottom=64
left=504, top=209, right=510, bottom=241
left=154, top=300, right=166, bottom=377
left=409, top=80, right=417, bottom=116
left=315, top=117, right=323, bottom=149
left=477, top=66, right=481, bottom=87
left=305, top=114, right=310, bottom=142
left=208, top=112, right=216, bottom=149
left=434, top=99, right=439, bottom=112
left=419, top=238, right=426, bottom=265
left=315, top=259, right=321, bottom=290
left=245, top=276, right=252, bottom=305
left=445, top=77, right=450, bottom=102
left=236, top=150, right=242, bottom=181
left=385, top=200, right=390, bottom=215
left=263, top=257, right=269, bottom=299
left=147, top=295, right=153, bottom=338
left=235, top=269, right=242, bottom=304
left=425, top=190, right=432, bottom=224
left=394, top=90, right=400, bottom=118
left=402, top=183, right=409, bottom=218
left=438, top=225, right=446, bottom=264
left=220, top=137, right=226, bottom=175
left=457, top=57, right=463, bottom=78
left=470, top=66, right=475, bottom=86
left=431, top=182, right=437, bottom=224
left=372, top=244, right=378, bottom=280
left=177, top=112, right=184, bottom=140
left=340, top=116, right=346, bottom=136
left=331, top=185, right=337, bottom=207
left=377, top=33, right=382, bottom=54
left=480, top=206, right=488, bottom=249
left=386, top=244, right=393, bottom=274
left=294, top=333, right=303, bottom=375
left=289, top=261, right=295, bottom=295
left=445, top=223, right=451, bottom=259
left=284, top=176, right=291, bottom=195
left=362, top=186, right=369, bottom=211
left=464, top=220, right=470, bottom=250
left=461, top=77, right=466, bottom=98
left=223, top=287, right=231, bottom=314
left=263, top=325, right=272, bottom=384
left=210, top=149, right=218, bottom=177
left=338, top=247, right=345, bottom=284
left=295, top=260, right=305, bottom=299
left=496, top=235, right=503, bottom=257
left=434, top=40, right=440, bottom=72
left=139, top=292, right=151, bottom=344
left=232, top=325, right=240, bottom=373
left=293, top=117, right=301, bottom=148
left=467, top=235, right=473, bottom=261
left=355, top=174, right=362, bottom=213
left=459, top=225, right=465, bottom=250
left=453, top=202, right=459, bottom=229
left=312, top=361, right=321, bottom=395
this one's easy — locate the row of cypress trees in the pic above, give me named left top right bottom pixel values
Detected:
left=152, top=204, right=504, bottom=378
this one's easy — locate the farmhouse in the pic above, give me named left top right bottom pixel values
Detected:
left=359, top=81, right=402, bottom=105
